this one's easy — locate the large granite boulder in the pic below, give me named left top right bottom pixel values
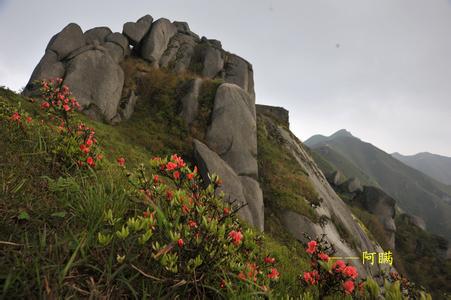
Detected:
left=240, top=176, right=264, bottom=231
left=180, top=78, right=202, bottom=125
left=206, top=83, right=258, bottom=177
left=159, top=33, right=197, bottom=73
left=224, top=54, right=254, bottom=99
left=105, top=32, right=130, bottom=55
left=63, top=49, right=124, bottom=121
left=193, top=139, right=254, bottom=226
left=46, top=23, right=85, bottom=60
left=122, top=14, right=153, bottom=46
left=202, top=45, right=224, bottom=78
left=84, top=27, right=112, bottom=44
left=23, top=51, right=65, bottom=96
left=140, top=18, right=177, bottom=66
left=342, top=177, right=363, bottom=193
left=326, top=170, right=345, bottom=187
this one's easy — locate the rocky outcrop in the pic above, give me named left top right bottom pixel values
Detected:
left=193, top=139, right=262, bottom=230
left=122, top=15, right=153, bottom=46
left=341, top=177, right=363, bottom=193
left=326, top=170, right=345, bottom=186
left=259, top=113, right=387, bottom=276
left=206, top=83, right=258, bottom=178
left=354, top=186, right=397, bottom=249
left=63, top=49, right=124, bottom=121
left=25, top=15, right=256, bottom=125
left=141, top=18, right=177, bottom=67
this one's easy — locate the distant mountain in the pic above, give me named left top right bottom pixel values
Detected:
left=392, top=152, right=451, bottom=186
left=305, top=129, right=451, bottom=240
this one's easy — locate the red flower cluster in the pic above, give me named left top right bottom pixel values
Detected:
left=39, top=78, right=80, bottom=114
left=228, top=230, right=243, bottom=246
left=301, top=238, right=362, bottom=297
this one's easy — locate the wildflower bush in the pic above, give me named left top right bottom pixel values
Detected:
left=96, top=154, right=279, bottom=298
left=36, top=78, right=102, bottom=168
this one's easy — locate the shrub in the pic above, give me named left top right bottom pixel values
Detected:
left=96, top=154, right=279, bottom=298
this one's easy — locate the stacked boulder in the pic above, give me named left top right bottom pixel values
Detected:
left=23, top=14, right=264, bottom=231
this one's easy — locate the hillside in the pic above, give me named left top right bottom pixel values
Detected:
left=392, top=152, right=451, bottom=186
left=305, top=130, right=451, bottom=241
left=0, top=15, right=413, bottom=299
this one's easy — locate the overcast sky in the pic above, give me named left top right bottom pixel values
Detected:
left=1, top=0, right=450, bottom=156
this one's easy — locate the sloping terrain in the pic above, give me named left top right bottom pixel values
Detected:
left=306, top=130, right=451, bottom=240
left=392, top=152, right=451, bottom=186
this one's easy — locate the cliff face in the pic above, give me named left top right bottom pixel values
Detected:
left=24, top=14, right=387, bottom=274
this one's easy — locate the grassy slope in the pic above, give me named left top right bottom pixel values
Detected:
left=0, top=60, right=312, bottom=297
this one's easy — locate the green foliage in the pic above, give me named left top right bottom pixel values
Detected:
left=257, top=114, right=320, bottom=222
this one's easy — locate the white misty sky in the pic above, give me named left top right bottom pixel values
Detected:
left=0, top=0, right=450, bottom=156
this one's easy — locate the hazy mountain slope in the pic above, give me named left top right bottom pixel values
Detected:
left=392, top=152, right=451, bottom=186
left=306, top=130, right=451, bottom=240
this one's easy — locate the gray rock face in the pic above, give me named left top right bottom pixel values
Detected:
left=202, top=45, right=224, bottom=78
left=354, top=186, right=397, bottom=249
left=224, top=54, right=254, bottom=97
left=159, top=33, right=196, bottom=72
left=122, top=14, right=153, bottom=46
left=206, top=83, right=258, bottom=177
left=84, top=27, right=112, bottom=44
left=140, top=18, right=177, bottom=66
left=23, top=50, right=65, bottom=96
left=105, top=32, right=130, bottom=54
left=239, top=176, right=264, bottom=231
left=408, top=214, right=426, bottom=230
left=180, top=78, right=202, bottom=125
left=63, top=49, right=124, bottom=121
left=193, top=139, right=254, bottom=226
left=46, top=23, right=85, bottom=60
left=256, top=104, right=289, bottom=128
left=103, top=42, right=125, bottom=63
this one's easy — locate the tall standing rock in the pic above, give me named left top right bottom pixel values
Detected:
left=46, top=23, right=86, bottom=60
left=180, top=78, right=202, bottom=125
left=122, top=15, right=153, bottom=46
left=140, top=18, right=177, bottom=67
left=193, top=139, right=255, bottom=227
left=63, top=49, right=124, bottom=121
left=206, top=83, right=258, bottom=177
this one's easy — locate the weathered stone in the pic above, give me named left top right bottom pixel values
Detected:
left=193, top=139, right=254, bottom=226
left=408, top=214, right=426, bottom=230
left=105, top=32, right=129, bottom=54
left=256, top=104, right=289, bottom=128
left=84, top=27, right=112, bottom=44
left=206, top=83, right=258, bottom=177
left=224, top=54, right=251, bottom=93
left=240, top=176, right=264, bottom=231
left=46, top=23, right=85, bottom=60
left=122, top=14, right=153, bottom=46
left=141, top=18, right=177, bottom=66
left=173, top=21, right=199, bottom=39
left=103, top=42, right=124, bottom=63
left=23, top=50, right=65, bottom=96
left=354, top=186, right=396, bottom=249
left=159, top=33, right=196, bottom=72
left=63, top=49, right=124, bottom=121
left=342, top=177, right=363, bottom=193
left=202, top=45, right=223, bottom=78
left=180, top=78, right=202, bottom=125
left=66, top=44, right=95, bottom=60
left=119, top=90, right=138, bottom=120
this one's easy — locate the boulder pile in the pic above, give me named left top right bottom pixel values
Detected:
left=23, top=15, right=263, bottom=230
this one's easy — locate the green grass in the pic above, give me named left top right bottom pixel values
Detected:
left=0, top=77, right=312, bottom=298
left=257, top=114, right=320, bottom=223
